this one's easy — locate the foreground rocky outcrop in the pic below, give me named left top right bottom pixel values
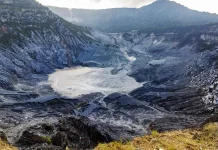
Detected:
left=16, top=117, right=113, bottom=150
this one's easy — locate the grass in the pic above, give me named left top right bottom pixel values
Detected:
left=41, top=136, right=52, bottom=144
left=151, top=130, right=159, bottom=136
left=95, top=123, right=218, bottom=150
left=0, top=140, right=18, bottom=150
left=74, top=101, right=88, bottom=110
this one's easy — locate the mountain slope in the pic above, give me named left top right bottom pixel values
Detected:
left=49, top=0, right=218, bottom=32
left=95, top=123, right=218, bottom=150
left=0, top=0, right=128, bottom=92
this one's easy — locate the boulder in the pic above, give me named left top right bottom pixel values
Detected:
left=16, top=117, right=113, bottom=150
left=0, top=129, right=8, bottom=142
left=51, top=132, right=67, bottom=148
left=17, top=131, right=49, bottom=145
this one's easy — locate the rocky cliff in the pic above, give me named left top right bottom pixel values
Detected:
left=0, top=0, right=128, bottom=92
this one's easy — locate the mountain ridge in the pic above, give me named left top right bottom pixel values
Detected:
left=49, top=0, right=218, bottom=32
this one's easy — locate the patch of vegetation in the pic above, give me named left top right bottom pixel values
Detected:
left=74, top=101, right=88, bottom=110
left=95, top=123, right=218, bottom=150
left=65, top=146, right=70, bottom=150
left=0, top=140, right=18, bottom=150
left=151, top=130, right=159, bottom=136
left=42, top=136, right=52, bottom=144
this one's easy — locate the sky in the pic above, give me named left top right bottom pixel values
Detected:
left=37, top=0, right=218, bottom=14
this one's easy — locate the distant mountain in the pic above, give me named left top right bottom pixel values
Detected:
left=49, top=0, right=218, bottom=32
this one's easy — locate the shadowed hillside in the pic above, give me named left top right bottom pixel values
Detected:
left=49, top=0, right=218, bottom=32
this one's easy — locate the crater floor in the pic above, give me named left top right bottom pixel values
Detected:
left=48, top=67, right=143, bottom=98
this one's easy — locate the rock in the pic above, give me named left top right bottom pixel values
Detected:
left=24, top=145, right=63, bottom=150
left=131, top=86, right=211, bottom=115
left=201, top=113, right=218, bottom=126
left=58, top=117, right=113, bottom=149
left=0, top=129, right=8, bottom=142
left=17, top=131, right=49, bottom=146
left=0, top=80, right=15, bottom=90
left=41, top=124, right=54, bottom=132
left=148, top=116, right=200, bottom=132
left=51, top=132, right=67, bottom=148
left=16, top=116, right=113, bottom=150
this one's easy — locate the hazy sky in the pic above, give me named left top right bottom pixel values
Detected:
left=37, top=0, right=218, bottom=14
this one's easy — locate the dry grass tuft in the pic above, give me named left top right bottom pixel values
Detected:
left=0, top=140, right=18, bottom=150
left=95, top=123, right=218, bottom=150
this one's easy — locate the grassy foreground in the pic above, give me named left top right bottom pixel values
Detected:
left=95, top=123, right=218, bottom=150
left=0, top=140, right=18, bottom=150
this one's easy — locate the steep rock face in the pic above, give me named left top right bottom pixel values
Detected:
left=114, top=25, right=218, bottom=87
left=16, top=117, right=112, bottom=150
left=109, top=25, right=218, bottom=120
left=0, top=0, right=128, bottom=93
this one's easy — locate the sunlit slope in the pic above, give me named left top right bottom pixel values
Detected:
left=0, top=140, right=17, bottom=150
left=95, top=123, right=218, bottom=150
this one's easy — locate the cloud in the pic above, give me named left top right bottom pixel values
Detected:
left=90, top=0, right=102, bottom=3
left=115, top=0, right=155, bottom=7
left=89, top=0, right=155, bottom=7
left=38, top=0, right=156, bottom=8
